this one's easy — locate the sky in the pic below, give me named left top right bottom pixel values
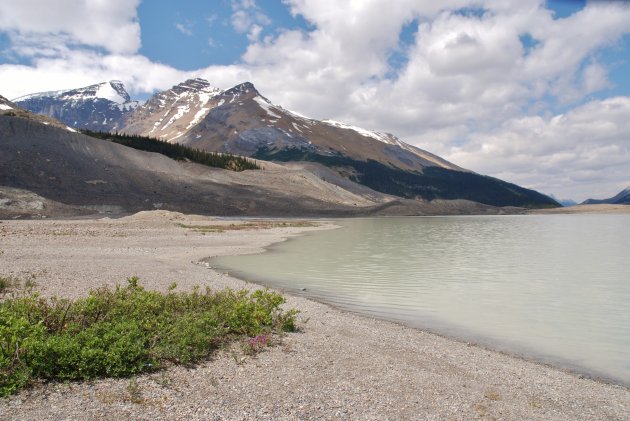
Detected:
left=0, top=0, right=629, bottom=202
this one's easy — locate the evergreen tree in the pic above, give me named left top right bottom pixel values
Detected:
left=80, top=130, right=260, bottom=172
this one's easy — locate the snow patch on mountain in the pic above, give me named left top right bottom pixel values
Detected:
left=254, top=96, right=281, bottom=119
left=187, top=108, right=210, bottom=130
left=12, top=90, right=62, bottom=102
left=14, top=81, right=134, bottom=106
left=0, top=104, right=12, bottom=111
left=95, top=82, right=128, bottom=104
left=291, top=122, right=303, bottom=133
left=12, top=81, right=137, bottom=131
left=323, top=119, right=393, bottom=144
left=283, top=107, right=314, bottom=123
left=161, top=105, right=190, bottom=131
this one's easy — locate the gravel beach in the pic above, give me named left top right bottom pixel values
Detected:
left=0, top=210, right=628, bottom=420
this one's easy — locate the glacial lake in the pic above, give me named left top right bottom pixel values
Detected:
left=212, top=215, right=630, bottom=384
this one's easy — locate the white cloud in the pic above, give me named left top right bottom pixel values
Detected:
left=1, top=0, right=630, bottom=200
left=231, top=10, right=252, bottom=33
left=175, top=22, right=193, bottom=36
left=1, top=51, right=190, bottom=99
left=448, top=97, right=630, bottom=201
left=0, top=0, right=141, bottom=54
left=230, top=0, right=271, bottom=41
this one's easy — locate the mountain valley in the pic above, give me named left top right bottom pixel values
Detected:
left=3, top=79, right=561, bottom=217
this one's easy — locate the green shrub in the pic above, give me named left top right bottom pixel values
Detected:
left=0, top=278, right=298, bottom=397
left=0, top=276, right=17, bottom=294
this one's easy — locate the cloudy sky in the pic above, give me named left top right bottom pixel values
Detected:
left=1, top=0, right=629, bottom=202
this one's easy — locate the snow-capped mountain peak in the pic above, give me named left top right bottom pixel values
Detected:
left=169, top=78, right=222, bottom=97
left=96, top=81, right=131, bottom=104
left=123, top=78, right=225, bottom=141
left=14, top=81, right=133, bottom=105
left=226, top=81, right=257, bottom=95
left=13, top=81, right=137, bottom=131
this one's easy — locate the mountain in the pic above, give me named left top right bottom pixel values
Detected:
left=548, top=193, right=577, bottom=207
left=0, top=94, right=16, bottom=111
left=1, top=105, right=518, bottom=218
left=12, top=79, right=559, bottom=209
left=559, top=199, right=578, bottom=207
left=2, top=94, right=72, bottom=129
left=123, top=78, right=222, bottom=141
left=0, top=109, right=362, bottom=217
left=126, top=80, right=557, bottom=208
left=13, top=81, right=138, bottom=131
left=582, top=187, right=630, bottom=205
left=178, top=82, right=462, bottom=172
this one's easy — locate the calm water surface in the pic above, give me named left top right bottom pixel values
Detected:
left=212, top=215, right=630, bottom=383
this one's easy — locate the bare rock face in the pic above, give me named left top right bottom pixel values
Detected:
left=1, top=94, right=71, bottom=130
left=0, top=113, right=396, bottom=217
left=119, top=79, right=460, bottom=173
left=13, top=81, right=138, bottom=131
left=123, top=78, right=223, bottom=141
left=172, top=81, right=461, bottom=173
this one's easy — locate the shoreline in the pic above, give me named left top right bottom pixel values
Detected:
left=0, top=210, right=628, bottom=420
left=210, top=225, right=628, bottom=388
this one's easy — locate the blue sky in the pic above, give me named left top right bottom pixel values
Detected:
left=134, top=0, right=630, bottom=105
left=138, top=0, right=312, bottom=70
left=0, top=0, right=629, bottom=201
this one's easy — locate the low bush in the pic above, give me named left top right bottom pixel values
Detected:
left=0, top=278, right=298, bottom=397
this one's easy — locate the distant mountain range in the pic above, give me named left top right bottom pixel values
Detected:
left=582, top=187, right=630, bottom=205
left=5, top=79, right=561, bottom=216
left=559, top=199, right=578, bottom=207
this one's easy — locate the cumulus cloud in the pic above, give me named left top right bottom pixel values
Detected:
left=2, top=52, right=190, bottom=99
left=1, top=0, right=630, bottom=200
left=0, top=0, right=141, bottom=54
left=230, top=0, right=271, bottom=41
left=449, top=97, right=630, bottom=201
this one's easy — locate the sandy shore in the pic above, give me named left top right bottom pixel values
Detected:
left=530, top=203, right=630, bottom=214
left=0, top=211, right=628, bottom=420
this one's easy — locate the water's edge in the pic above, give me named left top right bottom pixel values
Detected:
left=208, top=220, right=629, bottom=387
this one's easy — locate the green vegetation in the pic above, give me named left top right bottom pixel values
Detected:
left=0, top=276, right=32, bottom=295
left=254, top=147, right=559, bottom=208
left=0, top=278, right=298, bottom=397
left=0, top=277, right=14, bottom=294
left=82, top=130, right=261, bottom=172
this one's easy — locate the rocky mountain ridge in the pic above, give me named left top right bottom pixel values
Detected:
left=123, top=78, right=222, bottom=141
left=175, top=80, right=464, bottom=175
left=13, top=81, right=138, bottom=131
left=1, top=108, right=514, bottom=218
left=2, top=94, right=72, bottom=130
left=11, top=79, right=559, bottom=209
left=582, top=186, right=630, bottom=205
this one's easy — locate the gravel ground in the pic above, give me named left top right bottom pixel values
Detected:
left=0, top=210, right=628, bottom=420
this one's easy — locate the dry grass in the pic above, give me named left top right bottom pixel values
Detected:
left=177, top=220, right=317, bottom=233
left=484, top=389, right=502, bottom=401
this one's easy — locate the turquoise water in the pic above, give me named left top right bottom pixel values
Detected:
left=212, top=215, right=630, bottom=383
